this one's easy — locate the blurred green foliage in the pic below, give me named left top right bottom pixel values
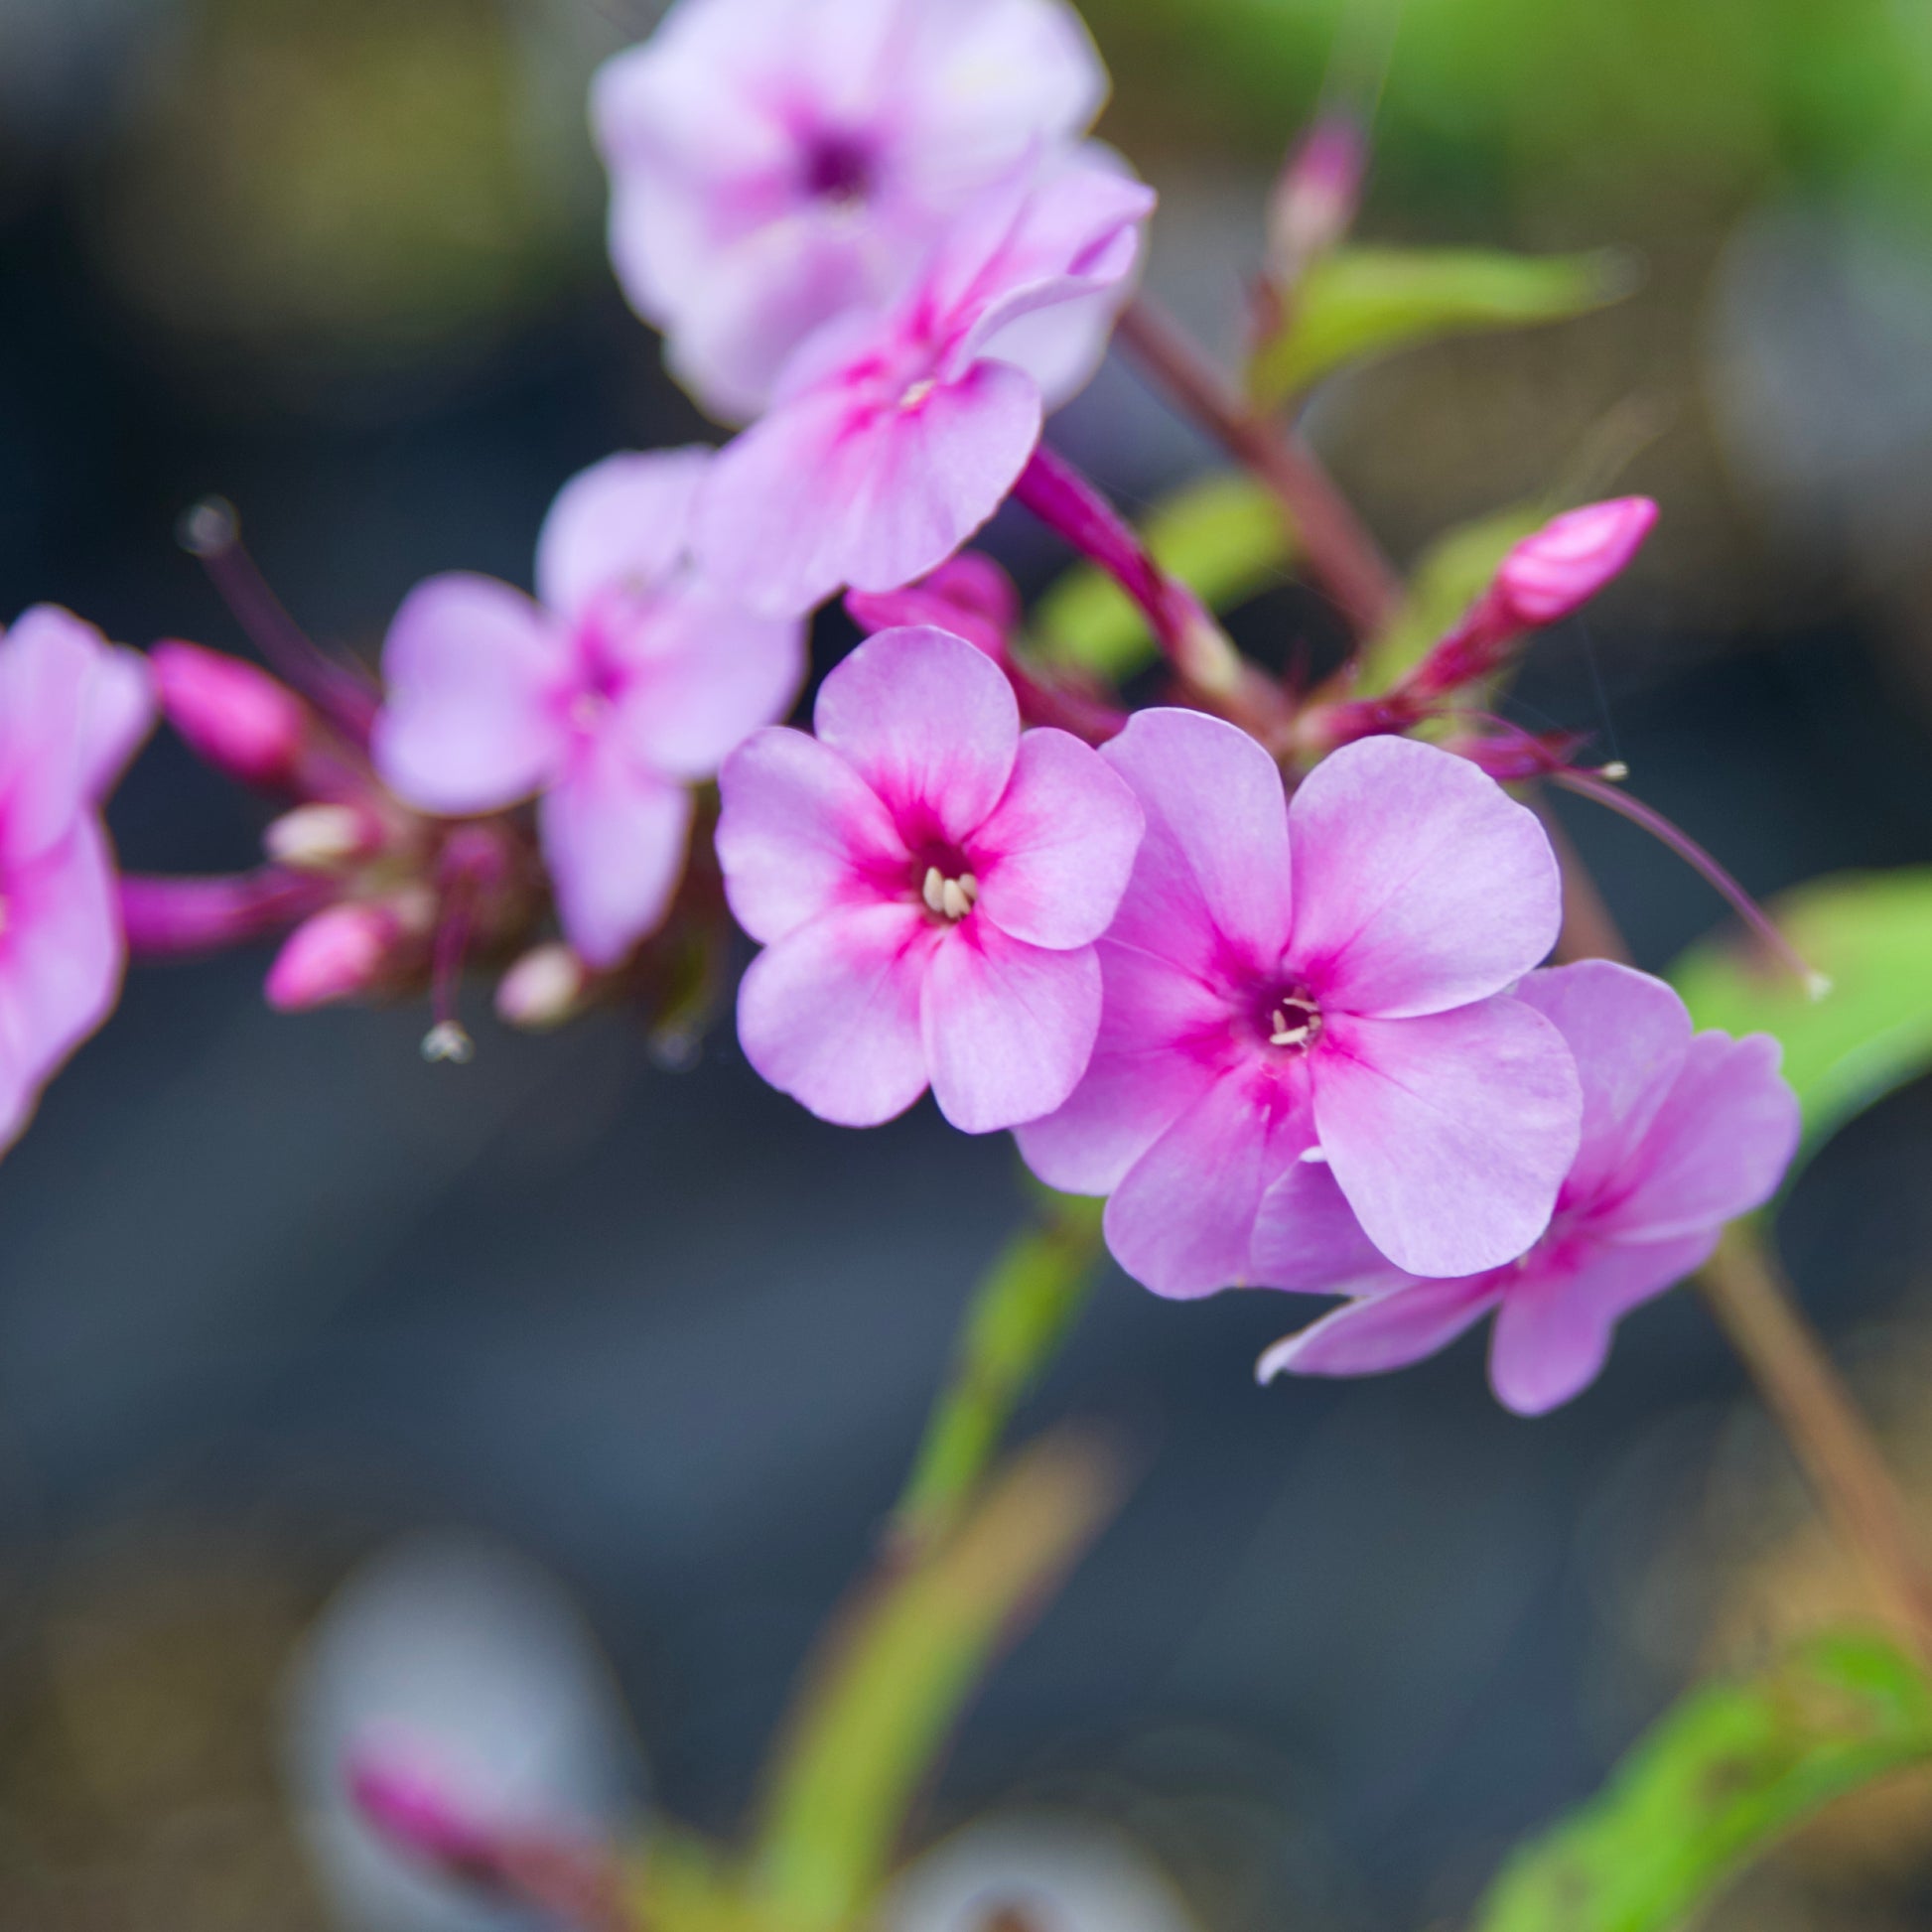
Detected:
left=1474, top=1632, right=1932, bottom=1932
left=1671, top=870, right=1932, bottom=1165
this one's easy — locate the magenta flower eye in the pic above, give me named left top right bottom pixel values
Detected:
left=801, top=131, right=876, bottom=206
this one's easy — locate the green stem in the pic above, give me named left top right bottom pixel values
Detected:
left=889, top=1188, right=1108, bottom=1557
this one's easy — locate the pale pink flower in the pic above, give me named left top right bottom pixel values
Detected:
left=373, top=450, right=805, bottom=968
left=0, top=606, right=154, bottom=1150
left=715, top=624, right=1143, bottom=1131
left=592, top=0, right=1108, bottom=421
left=1258, top=960, right=1800, bottom=1414
left=1017, top=711, right=1582, bottom=1292
left=692, top=155, right=1155, bottom=619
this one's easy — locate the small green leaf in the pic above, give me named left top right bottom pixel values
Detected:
left=1355, top=501, right=1546, bottom=696
left=1249, top=245, right=1634, bottom=407
left=751, top=1434, right=1123, bottom=1932
left=1474, top=1631, right=1932, bottom=1932
left=1670, top=869, right=1932, bottom=1160
left=1030, top=472, right=1295, bottom=681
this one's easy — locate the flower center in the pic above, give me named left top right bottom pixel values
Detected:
left=802, top=131, right=875, bottom=207
left=1265, top=992, right=1322, bottom=1051
left=897, top=376, right=937, bottom=413
left=920, top=865, right=979, bottom=923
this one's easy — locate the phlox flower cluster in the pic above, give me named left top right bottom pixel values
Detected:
left=0, top=0, right=1805, bottom=1423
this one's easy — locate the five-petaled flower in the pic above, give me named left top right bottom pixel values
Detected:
left=1018, top=710, right=1584, bottom=1292
left=716, top=624, right=1143, bottom=1132
left=373, top=449, right=805, bottom=969
left=693, top=154, right=1154, bottom=619
left=1258, top=959, right=1800, bottom=1414
left=0, top=606, right=154, bottom=1151
left=593, top=0, right=1109, bottom=421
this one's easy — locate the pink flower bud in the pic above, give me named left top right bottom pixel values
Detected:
left=1491, top=496, right=1657, bottom=630
left=264, top=900, right=410, bottom=1011
left=347, top=1742, right=490, bottom=1868
left=846, top=553, right=1021, bottom=663
left=1266, top=117, right=1365, bottom=284
left=495, top=943, right=589, bottom=1031
left=151, top=640, right=309, bottom=789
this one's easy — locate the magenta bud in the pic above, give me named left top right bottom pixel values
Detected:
left=264, top=900, right=411, bottom=1011
left=348, top=1743, right=491, bottom=1868
left=846, top=552, right=1021, bottom=663
left=1266, top=117, right=1366, bottom=283
left=120, top=869, right=331, bottom=960
left=151, top=640, right=309, bottom=789
left=1492, top=496, right=1658, bottom=629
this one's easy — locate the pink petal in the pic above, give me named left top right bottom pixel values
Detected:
left=716, top=727, right=909, bottom=945
left=920, top=922, right=1101, bottom=1133
left=535, top=449, right=713, bottom=622
left=1609, top=1032, right=1800, bottom=1242
left=970, top=729, right=1143, bottom=949
left=1487, top=1231, right=1717, bottom=1415
left=1257, top=1274, right=1499, bottom=1384
left=693, top=357, right=1041, bottom=619
left=0, top=823, right=122, bottom=1152
left=737, top=901, right=939, bottom=1127
left=1311, top=997, right=1582, bottom=1277
left=1286, top=735, right=1562, bottom=1018
left=1098, top=707, right=1294, bottom=977
left=540, top=742, right=694, bottom=968
left=374, top=575, right=566, bottom=815
left=1513, top=961, right=1691, bottom=1204
left=813, top=625, right=1020, bottom=841
left=1248, top=1153, right=1408, bottom=1296
left=0, top=608, right=154, bottom=862
left=1102, top=1065, right=1313, bottom=1300
left=602, top=589, right=806, bottom=781
left=1014, top=939, right=1227, bottom=1194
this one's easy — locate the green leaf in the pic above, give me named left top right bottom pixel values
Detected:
left=1355, top=501, right=1546, bottom=696
left=1249, top=245, right=1634, bottom=407
left=751, top=1434, right=1123, bottom=1932
left=892, top=1190, right=1106, bottom=1555
left=1474, top=1631, right=1932, bottom=1932
left=1670, top=869, right=1932, bottom=1160
left=1029, top=472, right=1295, bottom=681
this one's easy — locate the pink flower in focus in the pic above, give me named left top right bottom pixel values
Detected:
left=716, top=625, right=1143, bottom=1131
left=592, top=0, right=1108, bottom=420
left=0, top=606, right=154, bottom=1150
left=692, top=156, right=1155, bottom=619
left=373, top=450, right=805, bottom=968
left=1259, top=960, right=1800, bottom=1414
left=1018, top=712, right=1583, bottom=1292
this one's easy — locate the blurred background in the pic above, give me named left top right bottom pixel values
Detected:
left=5, top=0, right=1932, bottom=1927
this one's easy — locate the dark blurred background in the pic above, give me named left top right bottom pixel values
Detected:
left=6, top=1, right=1932, bottom=1927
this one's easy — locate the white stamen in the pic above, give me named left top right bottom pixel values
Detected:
left=922, top=866, right=947, bottom=916
left=941, top=878, right=971, bottom=920
left=421, top=1020, right=475, bottom=1064
left=899, top=377, right=937, bottom=412
left=1298, top=1145, right=1328, bottom=1165
left=1269, top=1022, right=1311, bottom=1046
left=959, top=875, right=978, bottom=904
left=921, top=867, right=979, bottom=922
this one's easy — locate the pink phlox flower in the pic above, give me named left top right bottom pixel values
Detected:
left=1258, top=958, right=1800, bottom=1415
left=692, top=152, right=1155, bottom=620
left=373, top=449, right=806, bottom=968
left=1017, top=710, right=1584, bottom=1293
left=592, top=0, right=1108, bottom=421
left=715, top=623, right=1144, bottom=1132
left=0, top=606, right=155, bottom=1150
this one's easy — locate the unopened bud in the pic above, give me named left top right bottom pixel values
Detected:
left=265, top=901, right=406, bottom=1011
left=495, top=943, right=589, bottom=1031
left=846, top=552, right=1020, bottom=663
left=151, top=639, right=308, bottom=789
left=1492, top=496, right=1657, bottom=630
left=348, top=1742, right=490, bottom=1869
left=1266, top=118, right=1366, bottom=285
left=264, top=802, right=380, bottom=871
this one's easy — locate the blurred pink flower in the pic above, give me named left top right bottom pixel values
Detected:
left=1259, top=960, right=1800, bottom=1414
left=592, top=0, right=1108, bottom=421
left=1018, top=712, right=1582, bottom=1292
left=716, top=624, right=1143, bottom=1131
left=0, top=606, right=154, bottom=1150
left=692, top=155, right=1154, bottom=618
left=373, top=450, right=805, bottom=968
